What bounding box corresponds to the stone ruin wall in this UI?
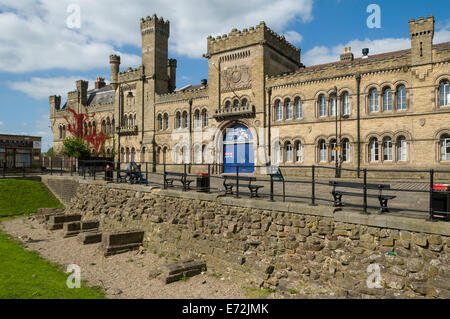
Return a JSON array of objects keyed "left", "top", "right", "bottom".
[{"left": 62, "top": 181, "right": 450, "bottom": 298}]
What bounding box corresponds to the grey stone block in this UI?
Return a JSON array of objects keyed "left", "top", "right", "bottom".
[
  {"left": 158, "top": 259, "right": 207, "bottom": 284},
  {"left": 100, "top": 230, "right": 144, "bottom": 256},
  {"left": 77, "top": 231, "right": 102, "bottom": 244},
  {"left": 47, "top": 214, "right": 82, "bottom": 230}
]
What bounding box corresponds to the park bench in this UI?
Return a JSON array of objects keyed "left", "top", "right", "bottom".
[
  {"left": 222, "top": 175, "right": 264, "bottom": 198},
  {"left": 164, "top": 171, "right": 193, "bottom": 190},
  {"left": 329, "top": 181, "right": 396, "bottom": 213}
]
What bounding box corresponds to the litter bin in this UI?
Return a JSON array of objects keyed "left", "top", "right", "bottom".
[
  {"left": 431, "top": 184, "right": 450, "bottom": 218},
  {"left": 196, "top": 172, "right": 210, "bottom": 193},
  {"left": 105, "top": 165, "right": 114, "bottom": 182}
]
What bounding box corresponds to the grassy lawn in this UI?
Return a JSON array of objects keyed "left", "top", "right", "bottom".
[
  {"left": 0, "top": 232, "right": 105, "bottom": 299},
  {"left": 0, "top": 179, "right": 105, "bottom": 299},
  {"left": 0, "top": 179, "right": 63, "bottom": 217}
]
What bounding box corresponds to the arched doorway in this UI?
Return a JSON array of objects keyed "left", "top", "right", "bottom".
[{"left": 223, "top": 124, "right": 254, "bottom": 173}]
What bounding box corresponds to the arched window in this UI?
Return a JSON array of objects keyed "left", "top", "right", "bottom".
[
  {"left": 275, "top": 99, "right": 282, "bottom": 121},
  {"left": 440, "top": 134, "right": 450, "bottom": 160},
  {"left": 329, "top": 94, "right": 337, "bottom": 116},
  {"left": 319, "top": 140, "right": 327, "bottom": 162},
  {"left": 88, "top": 122, "right": 92, "bottom": 135},
  {"left": 182, "top": 111, "right": 188, "bottom": 128},
  {"left": 295, "top": 141, "right": 303, "bottom": 162},
  {"left": 225, "top": 100, "right": 231, "bottom": 109},
  {"left": 106, "top": 118, "right": 111, "bottom": 134},
  {"left": 369, "top": 88, "right": 379, "bottom": 112},
  {"left": 342, "top": 139, "right": 350, "bottom": 162},
  {"left": 369, "top": 138, "right": 379, "bottom": 162},
  {"left": 121, "top": 148, "right": 125, "bottom": 162},
  {"left": 233, "top": 99, "right": 239, "bottom": 108},
  {"left": 241, "top": 98, "right": 248, "bottom": 107},
  {"left": 63, "top": 125, "right": 66, "bottom": 139},
  {"left": 162, "top": 147, "right": 167, "bottom": 164},
  {"left": 285, "top": 99, "right": 293, "bottom": 120},
  {"left": 131, "top": 147, "right": 136, "bottom": 163},
  {"left": 330, "top": 139, "right": 337, "bottom": 162},
  {"left": 194, "top": 110, "right": 201, "bottom": 128},
  {"left": 133, "top": 114, "right": 136, "bottom": 127},
  {"left": 383, "top": 137, "right": 392, "bottom": 161},
  {"left": 163, "top": 113, "right": 169, "bottom": 130},
  {"left": 111, "top": 119, "right": 115, "bottom": 135},
  {"left": 101, "top": 120, "right": 106, "bottom": 134},
  {"left": 396, "top": 85, "right": 407, "bottom": 110},
  {"left": 295, "top": 97, "right": 302, "bottom": 119},
  {"left": 175, "top": 112, "right": 181, "bottom": 128},
  {"left": 273, "top": 141, "right": 282, "bottom": 164},
  {"left": 157, "top": 114, "right": 163, "bottom": 131},
  {"left": 202, "top": 145, "right": 207, "bottom": 163},
  {"left": 439, "top": 80, "right": 450, "bottom": 107},
  {"left": 126, "top": 147, "right": 130, "bottom": 163},
  {"left": 123, "top": 115, "right": 128, "bottom": 128},
  {"left": 285, "top": 141, "right": 293, "bottom": 162},
  {"left": 59, "top": 125, "right": 63, "bottom": 139},
  {"left": 92, "top": 121, "right": 96, "bottom": 134},
  {"left": 194, "top": 145, "right": 201, "bottom": 163},
  {"left": 182, "top": 145, "right": 189, "bottom": 163},
  {"left": 319, "top": 94, "right": 326, "bottom": 117},
  {"left": 156, "top": 147, "right": 161, "bottom": 164},
  {"left": 341, "top": 92, "right": 350, "bottom": 116},
  {"left": 141, "top": 147, "right": 146, "bottom": 162},
  {"left": 397, "top": 136, "right": 407, "bottom": 161},
  {"left": 383, "top": 87, "right": 392, "bottom": 111},
  {"left": 202, "top": 109, "right": 208, "bottom": 127}
]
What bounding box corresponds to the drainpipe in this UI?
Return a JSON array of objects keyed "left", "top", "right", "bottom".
[
  {"left": 189, "top": 98, "right": 193, "bottom": 173},
  {"left": 356, "top": 74, "right": 361, "bottom": 178},
  {"left": 267, "top": 88, "right": 272, "bottom": 165}
]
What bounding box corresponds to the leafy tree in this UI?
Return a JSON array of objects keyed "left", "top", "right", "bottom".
[
  {"left": 43, "top": 147, "right": 56, "bottom": 157},
  {"left": 60, "top": 137, "right": 91, "bottom": 159}
]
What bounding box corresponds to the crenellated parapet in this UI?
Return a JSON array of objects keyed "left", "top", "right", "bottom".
[
  {"left": 140, "top": 14, "right": 170, "bottom": 37},
  {"left": 118, "top": 65, "right": 144, "bottom": 83},
  {"left": 156, "top": 87, "right": 209, "bottom": 104},
  {"left": 206, "top": 21, "right": 300, "bottom": 65}
]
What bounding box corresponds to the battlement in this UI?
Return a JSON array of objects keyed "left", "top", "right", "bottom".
[
  {"left": 118, "top": 65, "right": 144, "bottom": 83},
  {"left": 168, "top": 58, "right": 177, "bottom": 67},
  {"left": 140, "top": 14, "right": 170, "bottom": 37},
  {"left": 206, "top": 21, "right": 300, "bottom": 64},
  {"left": 409, "top": 15, "right": 434, "bottom": 36},
  {"left": 109, "top": 54, "right": 121, "bottom": 64}
]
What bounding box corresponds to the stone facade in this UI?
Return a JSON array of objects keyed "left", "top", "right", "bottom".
[
  {"left": 63, "top": 180, "right": 450, "bottom": 298},
  {"left": 50, "top": 14, "right": 450, "bottom": 173}
]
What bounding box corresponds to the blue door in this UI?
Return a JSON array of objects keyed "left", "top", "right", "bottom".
[{"left": 223, "top": 124, "right": 254, "bottom": 173}]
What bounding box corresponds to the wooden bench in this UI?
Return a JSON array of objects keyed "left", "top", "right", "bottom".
[
  {"left": 164, "top": 172, "right": 193, "bottom": 190},
  {"left": 329, "top": 181, "right": 396, "bottom": 213},
  {"left": 223, "top": 176, "right": 264, "bottom": 198}
]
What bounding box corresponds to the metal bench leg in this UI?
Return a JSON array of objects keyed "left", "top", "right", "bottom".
[{"left": 379, "top": 198, "right": 389, "bottom": 213}]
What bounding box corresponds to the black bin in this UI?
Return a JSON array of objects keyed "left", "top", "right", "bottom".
[
  {"left": 431, "top": 184, "right": 450, "bottom": 219},
  {"left": 196, "top": 173, "right": 210, "bottom": 192}
]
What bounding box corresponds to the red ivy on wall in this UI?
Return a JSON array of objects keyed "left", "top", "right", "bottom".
[{"left": 63, "top": 107, "right": 109, "bottom": 155}]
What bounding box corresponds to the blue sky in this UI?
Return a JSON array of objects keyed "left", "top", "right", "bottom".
[{"left": 0, "top": 0, "right": 449, "bottom": 152}]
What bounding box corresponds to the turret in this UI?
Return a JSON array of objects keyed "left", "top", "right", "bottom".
[
  {"left": 409, "top": 15, "right": 434, "bottom": 65},
  {"left": 49, "top": 95, "right": 61, "bottom": 117},
  {"left": 110, "top": 54, "right": 121, "bottom": 90},
  {"left": 76, "top": 80, "right": 88, "bottom": 106}
]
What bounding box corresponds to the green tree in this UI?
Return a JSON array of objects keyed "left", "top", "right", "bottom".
[
  {"left": 61, "top": 137, "right": 91, "bottom": 159},
  {"left": 43, "top": 147, "right": 56, "bottom": 157}
]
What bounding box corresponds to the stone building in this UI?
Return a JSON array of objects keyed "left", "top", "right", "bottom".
[
  {"left": 0, "top": 134, "right": 42, "bottom": 169},
  {"left": 50, "top": 14, "right": 450, "bottom": 174}
]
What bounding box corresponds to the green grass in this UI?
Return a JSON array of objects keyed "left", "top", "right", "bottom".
[
  {"left": 0, "top": 231, "right": 105, "bottom": 299},
  {"left": 0, "top": 179, "right": 64, "bottom": 217},
  {"left": 243, "top": 287, "right": 275, "bottom": 299}
]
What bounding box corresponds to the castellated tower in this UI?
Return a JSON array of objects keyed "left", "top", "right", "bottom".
[
  {"left": 409, "top": 15, "right": 434, "bottom": 65},
  {"left": 109, "top": 54, "right": 121, "bottom": 90},
  {"left": 140, "top": 14, "right": 170, "bottom": 94}
]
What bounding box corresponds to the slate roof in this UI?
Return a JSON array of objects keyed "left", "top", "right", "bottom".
[{"left": 86, "top": 84, "right": 115, "bottom": 106}]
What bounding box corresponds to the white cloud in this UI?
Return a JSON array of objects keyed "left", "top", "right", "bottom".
[
  {"left": 0, "top": 0, "right": 313, "bottom": 72},
  {"left": 8, "top": 76, "right": 95, "bottom": 100},
  {"left": 284, "top": 31, "right": 303, "bottom": 44},
  {"left": 302, "top": 26, "right": 450, "bottom": 66},
  {"left": 0, "top": 121, "right": 4, "bottom": 126}
]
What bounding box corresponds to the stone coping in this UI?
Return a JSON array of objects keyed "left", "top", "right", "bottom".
[{"left": 48, "top": 177, "right": 450, "bottom": 236}]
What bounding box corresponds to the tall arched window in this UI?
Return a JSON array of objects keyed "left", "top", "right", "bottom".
[
  {"left": 194, "top": 110, "right": 201, "bottom": 128},
  {"left": 59, "top": 125, "right": 63, "bottom": 139},
  {"left": 383, "top": 137, "right": 392, "bottom": 161},
  {"left": 295, "top": 141, "right": 303, "bottom": 162},
  {"left": 111, "top": 119, "right": 115, "bottom": 135},
  {"left": 439, "top": 80, "right": 450, "bottom": 106},
  {"left": 369, "top": 138, "right": 379, "bottom": 162},
  {"left": 182, "top": 145, "right": 189, "bottom": 163},
  {"left": 123, "top": 115, "right": 128, "bottom": 128},
  {"left": 92, "top": 121, "right": 96, "bottom": 134},
  {"left": 341, "top": 92, "right": 350, "bottom": 116},
  {"left": 163, "top": 113, "right": 169, "bottom": 130},
  {"left": 225, "top": 100, "right": 231, "bottom": 109},
  {"left": 330, "top": 94, "right": 337, "bottom": 116},
  {"left": 319, "top": 94, "right": 326, "bottom": 117},
  {"left": 275, "top": 100, "right": 282, "bottom": 121},
  {"left": 233, "top": 99, "right": 239, "bottom": 108},
  {"left": 106, "top": 117, "right": 111, "bottom": 134},
  {"left": 131, "top": 148, "right": 136, "bottom": 163},
  {"left": 342, "top": 139, "right": 350, "bottom": 162},
  {"left": 157, "top": 114, "right": 163, "bottom": 131},
  {"left": 175, "top": 112, "right": 181, "bottom": 128},
  {"left": 101, "top": 120, "right": 106, "bottom": 134},
  {"left": 369, "top": 88, "right": 379, "bottom": 112},
  {"left": 126, "top": 147, "right": 130, "bottom": 163},
  {"left": 133, "top": 114, "right": 136, "bottom": 127},
  {"left": 63, "top": 125, "right": 66, "bottom": 139},
  {"left": 440, "top": 134, "right": 450, "bottom": 160},
  {"left": 141, "top": 147, "right": 146, "bottom": 162},
  {"left": 285, "top": 99, "right": 293, "bottom": 120},
  {"left": 330, "top": 139, "right": 337, "bottom": 162},
  {"left": 285, "top": 141, "right": 293, "bottom": 162},
  {"left": 241, "top": 98, "right": 248, "bottom": 107},
  {"left": 383, "top": 87, "right": 392, "bottom": 111},
  {"left": 397, "top": 136, "right": 407, "bottom": 161},
  {"left": 396, "top": 85, "right": 407, "bottom": 110},
  {"left": 295, "top": 97, "right": 302, "bottom": 119},
  {"left": 182, "top": 111, "right": 188, "bottom": 128},
  {"left": 319, "top": 140, "right": 327, "bottom": 162},
  {"left": 273, "top": 141, "right": 282, "bottom": 164},
  {"left": 121, "top": 148, "right": 125, "bottom": 162},
  {"left": 202, "top": 109, "right": 208, "bottom": 127},
  {"left": 194, "top": 145, "right": 201, "bottom": 163}
]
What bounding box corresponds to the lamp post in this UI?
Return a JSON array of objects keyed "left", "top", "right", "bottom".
[{"left": 117, "top": 82, "right": 132, "bottom": 169}]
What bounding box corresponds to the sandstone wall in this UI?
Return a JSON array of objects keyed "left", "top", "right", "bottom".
[{"left": 65, "top": 181, "right": 450, "bottom": 298}]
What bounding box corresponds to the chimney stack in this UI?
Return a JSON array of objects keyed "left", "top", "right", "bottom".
[
  {"left": 95, "top": 76, "right": 106, "bottom": 90},
  {"left": 340, "top": 46, "right": 354, "bottom": 62}
]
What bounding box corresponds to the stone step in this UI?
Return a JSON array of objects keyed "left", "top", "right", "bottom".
[
  {"left": 63, "top": 220, "right": 100, "bottom": 238},
  {"left": 77, "top": 231, "right": 103, "bottom": 244},
  {"left": 36, "top": 208, "right": 65, "bottom": 222},
  {"left": 158, "top": 259, "right": 207, "bottom": 284},
  {"left": 100, "top": 230, "right": 144, "bottom": 256},
  {"left": 46, "top": 214, "right": 82, "bottom": 230}
]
